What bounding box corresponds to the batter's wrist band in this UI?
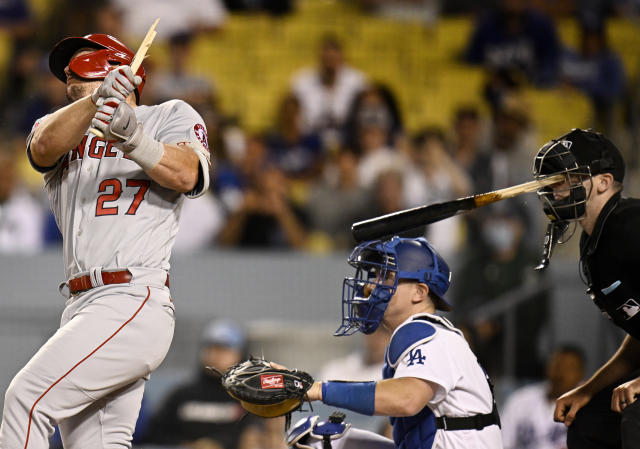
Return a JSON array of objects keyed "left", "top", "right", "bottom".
[
  {"left": 125, "top": 131, "right": 164, "bottom": 171},
  {"left": 322, "top": 381, "right": 376, "bottom": 416}
]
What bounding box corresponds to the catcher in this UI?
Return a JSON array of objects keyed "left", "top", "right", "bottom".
[{"left": 221, "top": 236, "right": 503, "bottom": 449}]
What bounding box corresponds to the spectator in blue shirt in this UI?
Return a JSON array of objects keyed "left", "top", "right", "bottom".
[
  {"left": 560, "top": 19, "right": 626, "bottom": 134},
  {"left": 464, "top": 0, "right": 561, "bottom": 88}
]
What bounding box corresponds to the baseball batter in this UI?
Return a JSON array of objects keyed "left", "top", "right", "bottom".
[
  {"left": 305, "top": 236, "right": 503, "bottom": 449},
  {"left": 0, "top": 34, "right": 210, "bottom": 449}
]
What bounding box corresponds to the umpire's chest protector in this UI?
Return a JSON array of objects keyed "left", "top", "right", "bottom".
[{"left": 580, "top": 195, "right": 640, "bottom": 339}]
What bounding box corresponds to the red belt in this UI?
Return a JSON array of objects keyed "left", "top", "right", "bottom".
[{"left": 69, "top": 270, "right": 169, "bottom": 295}]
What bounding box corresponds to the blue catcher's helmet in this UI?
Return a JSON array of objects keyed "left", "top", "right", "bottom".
[{"left": 335, "top": 236, "right": 452, "bottom": 336}]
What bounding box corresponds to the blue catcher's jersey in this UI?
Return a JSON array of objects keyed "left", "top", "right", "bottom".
[{"left": 383, "top": 314, "right": 503, "bottom": 449}]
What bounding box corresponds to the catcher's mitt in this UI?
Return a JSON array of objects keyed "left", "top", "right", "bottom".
[{"left": 216, "top": 357, "right": 314, "bottom": 418}]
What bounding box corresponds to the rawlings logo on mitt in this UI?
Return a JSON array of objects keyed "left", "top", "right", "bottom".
[{"left": 214, "top": 357, "right": 314, "bottom": 418}]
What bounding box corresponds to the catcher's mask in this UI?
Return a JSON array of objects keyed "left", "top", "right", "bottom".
[
  {"left": 49, "top": 33, "right": 146, "bottom": 104},
  {"left": 335, "top": 236, "right": 451, "bottom": 336},
  {"left": 533, "top": 128, "right": 624, "bottom": 223}
]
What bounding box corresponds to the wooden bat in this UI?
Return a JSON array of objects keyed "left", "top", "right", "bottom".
[
  {"left": 89, "top": 18, "right": 160, "bottom": 138},
  {"left": 351, "top": 173, "right": 566, "bottom": 243}
]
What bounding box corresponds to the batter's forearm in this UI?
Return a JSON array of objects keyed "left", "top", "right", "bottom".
[
  {"left": 30, "top": 95, "right": 97, "bottom": 167},
  {"left": 145, "top": 143, "right": 200, "bottom": 192}
]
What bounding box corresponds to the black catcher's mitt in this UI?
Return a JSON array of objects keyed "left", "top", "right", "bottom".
[{"left": 216, "top": 357, "right": 314, "bottom": 418}]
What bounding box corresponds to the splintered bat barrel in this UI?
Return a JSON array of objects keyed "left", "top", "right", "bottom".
[
  {"left": 351, "top": 197, "right": 476, "bottom": 243},
  {"left": 351, "top": 174, "right": 565, "bottom": 243}
]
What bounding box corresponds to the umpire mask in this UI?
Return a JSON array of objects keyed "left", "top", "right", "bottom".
[{"left": 533, "top": 131, "right": 591, "bottom": 222}]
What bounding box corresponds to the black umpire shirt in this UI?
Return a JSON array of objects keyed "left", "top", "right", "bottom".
[{"left": 580, "top": 192, "right": 640, "bottom": 339}]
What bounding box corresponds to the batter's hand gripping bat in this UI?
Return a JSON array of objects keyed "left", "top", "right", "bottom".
[
  {"left": 351, "top": 173, "right": 566, "bottom": 243},
  {"left": 89, "top": 18, "right": 159, "bottom": 138}
]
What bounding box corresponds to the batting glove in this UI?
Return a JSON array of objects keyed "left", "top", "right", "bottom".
[
  {"left": 91, "top": 97, "right": 121, "bottom": 141},
  {"left": 104, "top": 102, "right": 164, "bottom": 170},
  {"left": 90, "top": 65, "right": 142, "bottom": 106}
]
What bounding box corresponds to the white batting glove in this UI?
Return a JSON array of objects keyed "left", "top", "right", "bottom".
[
  {"left": 106, "top": 102, "right": 164, "bottom": 170},
  {"left": 90, "top": 65, "right": 142, "bottom": 105},
  {"left": 91, "top": 97, "right": 121, "bottom": 141}
]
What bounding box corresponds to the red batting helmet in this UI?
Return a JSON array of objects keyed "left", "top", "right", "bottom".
[{"left": 49, "top": 34, "right": 146, "bottom": 104}]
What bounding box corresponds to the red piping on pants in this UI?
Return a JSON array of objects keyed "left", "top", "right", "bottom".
[{"left": 23, "top": 287, "right": 151, "bottom": 449}]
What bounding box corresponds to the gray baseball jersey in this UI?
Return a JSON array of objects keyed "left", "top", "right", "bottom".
[
  {"left": 0, "top": 99, "right": 210, "bottom": 449},
  {"left": 29, "top": 99, "right": 210, "bottom": 279}
]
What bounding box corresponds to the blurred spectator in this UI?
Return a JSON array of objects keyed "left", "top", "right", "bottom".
[
  {"left": 449, "top": 105, "right": 493, "bottom": 193},
  {"left": 355, "top": 105, "right": 408, "bottom": 190},
  {"left": 213, "top": 128, "right": 261, "bottom": 213},
  {"left": 624, "top": 62, "right": 640, "bottom": 169},
  {"left": 559, "top": 19, "right": 625, "bottom": 135},
  {"left": 404, "top": 127, "right": 471, "bottom": 259},
  {"left": 405, "top": 127, "right": 471, "bottom": 207},
  {"left": 217, "top": 160, "right": 310, "bottom": 249},
  {"left": 317, "top": 328, "right": 389, "bottom": 382},
  {"left": 613, "top": 0, "right": 640, "bottom": 18},
  {"left": 452, "top": 203, "right": 546, "bottom": 380},
  {"left": 93, "top": 0, "right": 125, "bottom": 36},
  {"left": 14, "top": 69, "right": 67, "bottom": 136},
  {"left": 148, "top": 32, "right": 218, "bottom": 107},
  {"left": 305, "top": 149, "right": 370, "bottom": 250},
  {"left": 354, "top": 0, "right": 440, "bottom": 25},
  {"left": 0, "top": 143, "right": 45, "bottom": 254},
  {"left": 368, "top": 169, "right": 420, "bottom": 239},
  {"left": 463, "top": 0, "right": 561, "bottom": 88},
  {"left": 147, "top": 31, "right": 222, "bottom": 143},
  {"left": 483, "top": 94, "right": 542, "bottom": 250},
  {"left": 265, "top": 94, "right": 324, "bottom": 182},
  {"left": 0, "top": 39, "right": 43, "bottom": 131},
  {"left": 142, "top": 319, "right": 253, "bottom": 449},
  {"left": 112, "top": 0, "right": 227, "bottom": 39},
  {"left": 37, "top": 0, "right": 120, "bottom": 49},
  {"left": 0, "top": 0, "right": 32, "bottom": 36},
  {"left": 501, "top": 344, "right": 586, "bottom": 449},
  {"left": 487, "top": 94, "right": 536, "bottom": 190},
  {"left": 372, "top": 170, "right": 405, "bottom": 218},
  {"left": 174, "top": 191, "right": 226, "bottom": 253},
  {"left": 291, "top": 34, "right": 367, "bottom": 150},
  {"left": 342, "top": 82, "right": 404, "bottom": 155},
  {"left": 222, "top": 0, "right": 294, "bottom": 15},
  {"left": 453, "top": 102, "right": 545, "bottom": 374}
]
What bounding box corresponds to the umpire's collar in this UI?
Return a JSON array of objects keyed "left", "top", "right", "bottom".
[{"left": 580, "top": 191, "right": 621, "bottom": 257}]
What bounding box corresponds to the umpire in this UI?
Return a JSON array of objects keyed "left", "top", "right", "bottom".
[{"left": 533, "top": 128, "right": 640, "bottom": 448}]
